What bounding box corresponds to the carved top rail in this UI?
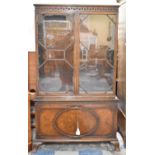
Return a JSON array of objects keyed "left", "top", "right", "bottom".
[{"left": 35, "top": 5, "right": 119, "bottom": 15}]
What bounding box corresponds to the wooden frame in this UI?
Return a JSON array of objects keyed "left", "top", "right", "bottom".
[{"left": 34, "top": 5, "right": 119, "bottom": 99}]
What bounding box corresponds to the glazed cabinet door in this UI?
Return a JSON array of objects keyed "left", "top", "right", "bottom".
[
  {"left": 79, "top": 14, "right": 117, "bottom": 94},
  {"left": 36, "top": 8, "right": 118, "bottom": 96},
  {"left": 37, "top": 14, "right": 75, "bottom": 95}
]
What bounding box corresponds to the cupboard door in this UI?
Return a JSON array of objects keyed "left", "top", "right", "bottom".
[
  {"left": 37, "top": 14, "right": 75, "bottom": 94},
  {"left": 79, "top": 14, "right": 117, "bottom": 94},
  {"left": 35, "top": 102, "right": 117, "bottom": 141}
]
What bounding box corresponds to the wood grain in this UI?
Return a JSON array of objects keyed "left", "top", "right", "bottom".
[
  {"left": 28, "top": 52, "right": 37, "bottom": 91},
  {"left": 35, "top": 101, "right": 117, "bottom": 141}
]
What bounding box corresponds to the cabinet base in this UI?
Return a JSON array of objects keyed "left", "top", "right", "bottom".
[{"left": 31, "top": 140, "right": 120, "bottom": 152}]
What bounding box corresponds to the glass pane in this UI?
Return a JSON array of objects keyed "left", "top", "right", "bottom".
[
  {"left": 38, "top": 15, "right": 74, "bottom": 94},
  {"left": 79, "top": 15, "right": 116, "bottom": 93}
]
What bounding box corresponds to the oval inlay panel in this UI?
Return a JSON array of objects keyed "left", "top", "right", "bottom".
[{"left": 53, "top": 107, "right": 99, "bottom": 138}]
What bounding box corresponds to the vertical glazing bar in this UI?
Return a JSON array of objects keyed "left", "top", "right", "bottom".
[
  {"left": 35, "top": 7, "right": 39, "bottom": 94},
  {"left": 43, "top": 18, "right": 46, "bottom": 47},
  {"left": 73, "top": 14, "right": 80, "bottom": 95}
]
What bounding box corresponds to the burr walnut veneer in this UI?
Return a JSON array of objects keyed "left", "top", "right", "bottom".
[{"left": 35, "top": 101, "right": 117, "bottom": 141}]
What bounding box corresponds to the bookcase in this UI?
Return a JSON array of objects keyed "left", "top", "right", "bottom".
[{"left": 29, "top": 4, "right": 120, "bottom": 151}]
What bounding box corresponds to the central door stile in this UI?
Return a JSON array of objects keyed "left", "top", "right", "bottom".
[{"left": 73, "top": 14, "right": 80, "bottom": 95}]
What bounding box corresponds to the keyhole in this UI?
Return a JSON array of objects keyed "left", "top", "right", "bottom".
[
  {"left": 75, "top": 110, "right": 80, "bottom": 136},
  {"left": 76, "top": 121, "right": 80, "bottom": 136}
]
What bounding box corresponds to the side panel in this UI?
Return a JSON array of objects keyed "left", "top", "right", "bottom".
[
  {"left": 28, "top": 52, "right": 37, "bottom": 91},
  {"left": 28, "top": 94, "right": 32, "bottom": 151}
]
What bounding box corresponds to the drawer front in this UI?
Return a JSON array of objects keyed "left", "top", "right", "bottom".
[{"left": 35, "top": 102, "right": 117, "bottom": 141}]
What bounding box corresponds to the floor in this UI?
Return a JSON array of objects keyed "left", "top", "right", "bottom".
[{"left": 29, "top": 143, "right": 126, "bottom": 155}]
